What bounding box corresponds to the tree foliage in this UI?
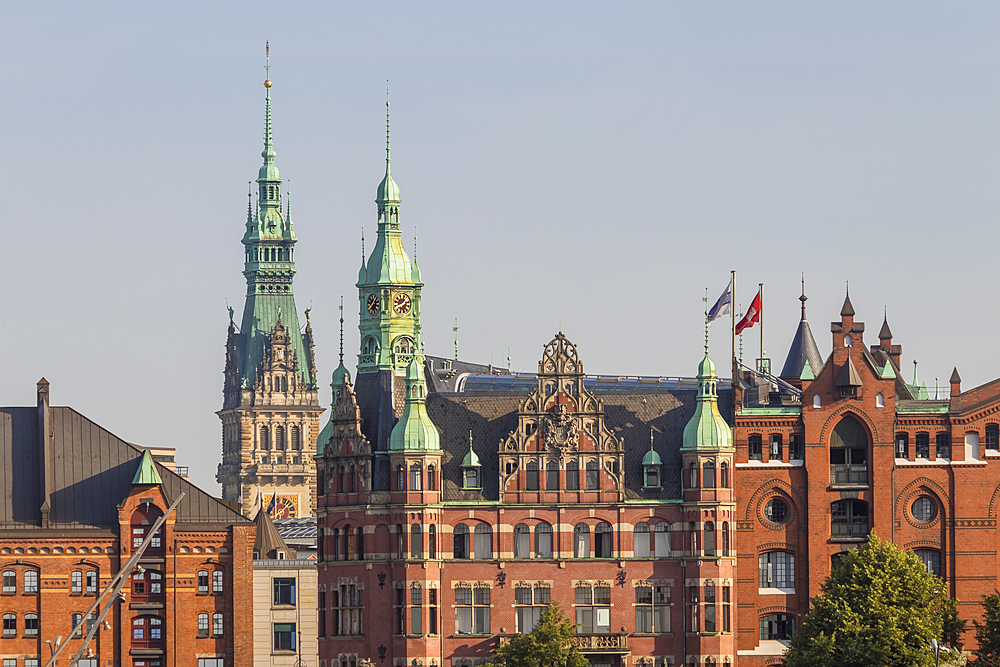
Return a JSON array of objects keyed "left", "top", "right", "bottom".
[
  {"left": 784, "top": 532, "right": 961, "bottom": 667},
  {"left": 488, "top": 602, "right": 588, "bottom": 667},
  {"left": 972, "top": 591, "right": 1000, "bottom": 666}
]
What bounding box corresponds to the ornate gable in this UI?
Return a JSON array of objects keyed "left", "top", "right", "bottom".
[
  {"left": 319, "top": 375, "right": 373, "bottom": 498},
  {"left": 499, "top": 333, "right": 624, "bottom": 496}
]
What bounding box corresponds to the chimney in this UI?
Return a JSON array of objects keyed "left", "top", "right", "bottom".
[
  {"left": 36, "top": 378, "right": 52, "bottom": 528},
  {"left": 949, "top": 368, "right": 962, "bottom": 410}
]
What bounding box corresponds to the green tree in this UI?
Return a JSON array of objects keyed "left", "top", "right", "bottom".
[
  {"left": 488, "top": 602, "right": 588, "bottom": 667},
  {"left": 971, "top": 592, "right": 1000, "bottom": 666},
  {"left": 784, "top": 532, "right": 960, "bottom": 667},
  {"left": 944, "top": 596, "right": 968, "bottom": 651}
]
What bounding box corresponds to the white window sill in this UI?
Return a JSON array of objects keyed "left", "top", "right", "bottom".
[
  {"left": 738, "top": 639, "right": 791, "bottom": 656},
  {"left": 757, "top": 587, "right": 795, "bottom": 595},
  {"left": 736, "top": 460, "right": 803, "bottom": 468}
]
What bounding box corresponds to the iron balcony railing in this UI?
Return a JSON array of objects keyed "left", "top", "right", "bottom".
[{"left": 830, "top": 464, "right": 867, "bottom": 485}]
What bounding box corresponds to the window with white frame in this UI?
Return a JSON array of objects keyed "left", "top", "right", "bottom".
[{"left": 759, "top": 551, "right": 794, "bottom": 589}]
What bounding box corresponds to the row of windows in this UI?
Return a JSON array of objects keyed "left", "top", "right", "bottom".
[
  {"left": 748, "top": 434, "right": 804, "bottom": 462},
  {"left": 196, "top": 613, "right": 225, "bottom": 637},
  {"left": 896, "top": 432, "right": 953, "bottom": 459},
  {"left": 259, "top": 425, "right": 302, "bottom": 451},
  {"left": 685, "top": 461, "right": 732, "bottom": 488},
  {"left": 325, "top": 520, "right": 732, "bottom": 560},
  {"left": 464, "top": 460, "right": 603, "bottom": 491},
  {"left": 250, "top": 245, "right": 290, "bottom": 262}
]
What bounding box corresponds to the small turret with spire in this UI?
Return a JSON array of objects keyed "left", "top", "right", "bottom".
[{"left": 780, "top": 275, "right": 824, "bottom": 380}]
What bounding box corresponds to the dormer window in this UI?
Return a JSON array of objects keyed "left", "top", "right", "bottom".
[
  {"left": 644, "top": 464, "right": 660, "bottom": 489},
  {"left": 463, "top": 467, "right": 480, "bottom": 490}
]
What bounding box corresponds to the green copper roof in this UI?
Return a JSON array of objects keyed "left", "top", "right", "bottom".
[
  {"left": 682, "top": 336, "right": 734, "bottom": 451},
  {"left": 642, "top": 430, "right": 662, "bottom": 466},
  {"left": 880, "top": 360, "right": 896, "bottom": 380},
  {"left": 132, "top": 449, "right": 162, "bottom": 486},
  {"left": 800, "top": 359, "right": 815, "bottom": 381},
  {"left": 389, "top": 356, "right": 440, "bottom": 451},
  {"left": 462, "top": 431, "right": 481, "bottom": 468}
]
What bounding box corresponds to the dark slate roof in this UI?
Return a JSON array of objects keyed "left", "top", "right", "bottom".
[
  {"left": 879, "top": 316, "right": 893, "bottom": 341},
  {"left": 779, "top": 318, "right": 824, "bottom": 379},
  {"left": 425, "top": 388, "right": 732, "bottom": 502},
  {"left": 841, "top": 293, "right": 856, "bottom": 317},
  {"left": 0, "top": 406, "right": 250, "bottom": 530},
  {"left": 253, "top": 508, "right": 295, "bottom": 559},
  {"left": 835, "top": 357, "right": 863, "bottom": 387}
]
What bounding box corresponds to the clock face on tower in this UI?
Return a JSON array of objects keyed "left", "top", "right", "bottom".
[
  {"left": 367, "top": 293, "right": 380, "bottom": 316},
  {"left": 271, "top": 495, "right": 298, "bottom": 520},
  {"left": 393, "top": 292, "right": 412, "bottom": 315}
]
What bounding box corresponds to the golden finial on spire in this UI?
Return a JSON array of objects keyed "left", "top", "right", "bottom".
[{"left": 264, "top": 41, "right": 272, "bottom": 89}]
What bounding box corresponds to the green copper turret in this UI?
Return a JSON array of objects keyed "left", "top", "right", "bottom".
[
  {"left": 682, "top": 323, "right": 734, "bottom": 451},
  {"left": 356, "top": 93, "right": 423, "bottom": 374},
  {"left": 389, "top": 352, "right": 440, "bottom": 451}
]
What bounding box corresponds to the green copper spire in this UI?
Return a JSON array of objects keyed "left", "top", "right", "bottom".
[
  {"left": 389, "top": 352, "right": 440, "bottom": 451},
  {"left": 132, "top": 449, "right": 163, "bottom": 486},
  {"left": 682, "top": 303, "right": 734, "bottom": 451},
  {"left": 357, "top": 87, "right": 423, "bottom": 374},
  {"left": 462, "top": 431, "right": 481, "bottom": 468},
  {"left": 233, "top": 47, "right": 314, "bottom": 388}
]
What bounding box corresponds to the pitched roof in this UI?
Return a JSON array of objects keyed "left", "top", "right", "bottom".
[
  {"left": 841, "top": 294, "right": 856, "bottom": 317},
  {"left": 132, "top": 449, "right": 163, "bottom": 485},
  {"left": 835, "top": 357, "right": 863, "bottom": 387},
  {"left": 253, "top": 508, "right": 295, "bottom": 559},
  {"left": 879, "top": 315, "right": 893, "bottom": 341},
  {"left": 0, "top": 405, "right": 250, "bottom": 530},
  {"left": 950, "top": 367, "right": 962, "bottom": 384},
  {"left": 780, "top": 319, "right": 824, "bottom": 379}
]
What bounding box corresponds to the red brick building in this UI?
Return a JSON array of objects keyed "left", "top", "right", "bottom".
[
  {"left": 0, "top": 380, "right": 254, "bottom": 667},
  {"left": 733, "top": 291, "right": 1000, "bottom": 663}
]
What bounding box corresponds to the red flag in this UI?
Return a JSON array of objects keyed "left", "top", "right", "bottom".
[{"left": 736, "top": 289, "right": 761, "bottom": 335}]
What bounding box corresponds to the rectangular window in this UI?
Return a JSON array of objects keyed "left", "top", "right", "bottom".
[
  {"left": 937, "top": 433, "right": 951, "bottom": 459},
  {"left": 273, "top": 578, "right": 296, "bottom": 606},
  {"left": 769, "top": 435, "right": 783, "bottom": 461},
  {"left": 586, "top": 463, "right": 599, "bottom": 490},
  {"left": 213, "top": 571, "right": 224, "bottom": 594},
  {"left": 988, "top": 424, "right": 1000, "bottom": 452},
  {"left": 71, "top": 570, "right": 83, "bottom": 595},
  {"left": 3, "top": 660, "right": 15, "bottom": 667},
  {"left": 790, "top": 434, "right": 804, "bottom": 460},
  {"left": 455, "top": 588, "right": 490, "bottom": 634},
  {"left": 198, "top": 660, "right": 225, "bottom": 667},
  {"left": 411, "top": 607, "right": 422, "bottom": 635},
  {"left": 429, "top": 588, "right": 438, "bottom": 635},
  {"left": 197, "top": 571, "right": 209, "bottom": 594},
  {"left": 634, "top": 586, "right": 670, "bottom": 633},
  {"left": 25, "top": 660, "right": 39, "bottom": 667},
  {"left": 546, "top": 464, "right": 558, "bottom": 490},
  {"left": 198, "top": 613, "right": 209, "bottom": 637},
  {"left": 749, "top": 434, "right": 762, "bottom": 461},
  {"left": 1, "top": 615, "right": 14, "bottom": 637},
  {"left": 25, "top": 613, "right": 38, "bottom": 636},
  {"left": 273, "top": 623, "right": 296, "bottom": 651},
  {"left": 566, "top": 464, "right": 579, "bottom": 490},
  {"left": 705, "top": 605, "right": 716, "bottom": 632},
  {"left": 86, "top": 570, "right": 98, "bottom": 594},
  {"left": 916, "top": 433, "right": 930, "bottom": 459},
  {"left": 410, "top": 467, "right": 422, "bottom": 491},
  {"left": 896, "top": 433, "right": 909, "bottom": 458},
  {"left": 213, "top": 613, "right": 224, "bottom": 636},
  {"left": 526, "top": 464, "right": 539, "bottom": 491},
  {"left": 576, "top": 606, "right": 611, "bottom": 634},
  {"left": 2, "top": 571, "right": 14, "bottom": 595}
]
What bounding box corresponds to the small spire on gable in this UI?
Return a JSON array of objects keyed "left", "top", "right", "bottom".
[
  {"left": 132, "top": 449, "right": 163, "bottom": 486},
  {"left": 879, "top": 307, "right": 893, "bottom": 341},
  {"left": 841, "top": 283, "right": 855, "bottom": 318}
]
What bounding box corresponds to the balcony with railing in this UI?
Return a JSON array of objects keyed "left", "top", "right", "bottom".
[
  {"left": 499, "top": 632, "right": 628, "bottom": 653},
  {"left": 830, "top": 464, "right": 868, "bottom": 485}
]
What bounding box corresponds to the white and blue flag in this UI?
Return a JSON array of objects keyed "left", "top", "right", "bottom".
[{"left": 707, "top": 279, "right": 733, "bottom": 325}]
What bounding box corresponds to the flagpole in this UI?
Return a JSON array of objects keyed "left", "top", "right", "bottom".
[
  {"left": 731, "top": 270, "right": 736, "bottom": 377},
  {"left": 759, "top": 282, "right": 764, "bottom": 374}
]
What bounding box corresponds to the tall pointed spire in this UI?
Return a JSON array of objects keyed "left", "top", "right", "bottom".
[
  {"left": 376, "top": 83, "right": 401, "bottom": 206},
  {"left": 799, "top": 273, "right": 807, "bottom": 321},
  {"left": 780, "top": 276, "right": 823, "bottom": 378},
  {"left": 259, "top": 42, "right": 278, "bottom": 183}
]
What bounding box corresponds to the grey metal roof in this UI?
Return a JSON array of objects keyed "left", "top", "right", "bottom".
[
  {"left": 275, "top": 517, "right": 317, "bottom": 540},
  {"left": 0, "top": 404, "right": 250, "bottom": 530},
  {"left": 779, "top": 319, "right": 824, "bottom": 379}
]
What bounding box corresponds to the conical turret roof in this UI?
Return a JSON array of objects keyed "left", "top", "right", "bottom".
[
  {"left": 253, "top": 505, "right": 295, "bottom": 560},
  {"left": 780, "top": 285, "right": 823, "bottom": 378}
]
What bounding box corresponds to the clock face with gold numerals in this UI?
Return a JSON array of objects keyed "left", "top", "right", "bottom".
[
  {"left": 367, "top": 293, "right": 380, "bottom": 316},
  {"left": 271, "top": 495, "right": 298, "bottom": 520},
  {"left": 393, "top": 292, "right": 411, "bottom": 315}
]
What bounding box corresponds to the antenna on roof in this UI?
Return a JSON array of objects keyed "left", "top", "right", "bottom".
[{"left": 453, "top": 318, "right": 459, "bottom": 361}]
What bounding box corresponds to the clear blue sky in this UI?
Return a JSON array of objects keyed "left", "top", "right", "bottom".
[{"left": 3, "top": 3, "right": 999, "bottom": 492}]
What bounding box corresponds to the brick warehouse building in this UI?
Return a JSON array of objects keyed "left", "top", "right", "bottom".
[{"left": 0, "top": 379, "right": 254, "bottom": 667}]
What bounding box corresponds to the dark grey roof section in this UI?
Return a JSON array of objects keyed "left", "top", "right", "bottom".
[
  {"left": 780, "top": 320, "right": 823, "bottom": 379},
  {"left": 355, "top": 370, "right": 397, "bottom": 452},
  {"left": 950, "top": 367, "right": 962, "bottom": 385},
  {"left": 253, "top": 508, "right": 295, "bottom": 559},
  {"left": 424, "top": 356, "right": 512, "bottom": 394},
  {"left": 879, "top": 316, "right": 893, "bottom": 341},
  {"left": 841, "top": 293, "right": 855, "bottom": 317},
  {"left": 426, "top": 388, "right": 732, "bottom": 503},
  {"left": 835, "top": 357, "right": 863, "bottom": 387},
  {"left": 0, "top": 405, "right": 249, "bottom": 530}
]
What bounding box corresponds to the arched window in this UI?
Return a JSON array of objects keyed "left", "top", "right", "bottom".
[
  {"left": 428, "top": 525, "right": 436, "bottom": 559},
  {"left": 343, "top": 525, "right": 352, "bottom": 560},
  {"left": 291, "top": 425, "right": 301, "bottom": 450},
  {"left": 410, "top": 464, "right": 422, "bottom": 491},
  {"left": 722, "top": 522, "right": 730, "bottom": 557},
  {"left": 526, "top": 461, "right": 539, "bottom": 491},
  {"left": 213, "top": 613, "right": 224, "bottom": 637},
  {"left": 514, "top": 524, "right": 530, "bottom": 558},
  {"left": 260, "top": 425, "right": 270, "bottom": 450},
  {"left": 566, "top": 461, "right": 580, "bottom": 490},
  {"left": 411, "top": 525, "right": 422, "bottom": 558},
  {"left": 454, "top": 524, "right": 470, "bottom": 559},
  {"left": 720, "top": 461, "right": 729, "bottom": 487},
  {"left": 813, "top": 394, "right": 821, "bottom": 409},
  {"left": 759, "top": 613, "right": 794, "bottom": 640},
  {"left": 546, "top": 462, "right": 559, "bottom": 490},
  {"left": 914, "top": 549, "right": 941, "bottom": 577},
  {"left": 574, "top": 523, "right": 590, "bottom": 558},
  {"left": 198, "top": 613, "right": 209, "bottom": 637},
  {"left": 769, "top": 435, "right": 783, "bottom": 460},
  {"left": 275, "top": 425, "right": 286, "bottom": 451},
  {"left": 703, "top": 461, "right": 716, "bottom": 488},
  {"left": 757, "top": 551, "right": 795, "bottom": 589},
  {"left": 595, "top": 522, "right": 612, "bottom": 558},
  {"left": 393, "top": 336, "right": 415, "bottom": 355},
  {"left": 396, "top": 524, "right": 406, "bottom": 559},
  {"left": 132, "top": 615, "right": 164, "bottom": 648},
  {"left": 131, "top": 504, "right": 164, "bottom": 556},
  {"left": 362, "top": 337, "right": 379, "bottom": 356},
  {"left": 535, "top": 522, "right": 553, "bottom": 558},
  {"left": 830, "top": 416, "right": 868, "bottom": 485},
  {"left": 346, "top": 466, "right": 355, "bottom": 493},
  {"left": 132, "top": 569, "right": 164, "bottom": 602},
  {"left": 356, "top": 526, "right": 365, "bottom": 560},
  {"left": 634, "top": 522, "right": 651, "bottom": 558},
  {"left": 474, "top": 524, "right": 493, "bottom": 559},
  {"left": 704, "top": 522, "right": 716, "bottom": 556},
  {"left": 23, "top": 570, "right": 37, "bottom": 594},
  {"left": 396, "top": 465, "right": 405, "bottom": 491},
  {"left": 689, "top": 462, "right": 698, "bottom": 488},
  {"left": 831, "top": 500, "right": 869, "bottom": 538},
  {"left": 586, "top": 461, "right": 599, "bottom": 490},
  {"left": 1, "top": 614, "right": 14, "bottom": 637},
  {"left": 24, "top": 612, "right": 37, "bottom": 636}
]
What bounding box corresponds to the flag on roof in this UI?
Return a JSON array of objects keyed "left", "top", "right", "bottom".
[
  {"left": 736, "top": 289, "right": 762, "bottom": 335},
  {"left": 707, "top": 279, "right": 733, "bottom": 325}
]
